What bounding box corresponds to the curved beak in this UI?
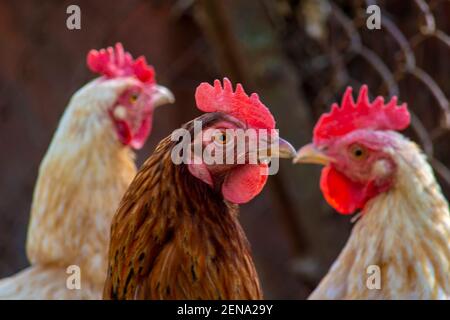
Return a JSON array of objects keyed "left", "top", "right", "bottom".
[
  {"left": 151, "top": 85, "right": 175, "bottom": 108},
  {"left": 258, "top": 136, "right": 297, "bottom": 159},
  {"left": 273, "top": 137, "right": 297, "bottom": 159},
  {"left": 293, "top": 143, "right": 333, "bottom": 165}
]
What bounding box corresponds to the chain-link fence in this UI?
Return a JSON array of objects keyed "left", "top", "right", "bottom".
[{"left": 274, "top": 0, "right": 450, "bottom": 195}]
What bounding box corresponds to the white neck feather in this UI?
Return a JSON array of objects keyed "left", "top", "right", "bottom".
[
  {"left": 26, "top": 83, "right": 137, "bottom": 286},
  {"left": 310, "top": 137, "right": 450, "bottom": 299}
]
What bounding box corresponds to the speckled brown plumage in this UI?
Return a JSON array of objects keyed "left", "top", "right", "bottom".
[{"left": 103, "top": 118, "right": 263, "bottom": 300}]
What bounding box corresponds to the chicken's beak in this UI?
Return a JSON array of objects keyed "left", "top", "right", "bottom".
[
  {"left": 259, "top": 136, "right": 297, "bottom": 159},
  {"left": 151, "top": 85, "right": 175, "bottom": 108},
  {"left": 293, "top": 143, "right": 333, "bottom": 165}
]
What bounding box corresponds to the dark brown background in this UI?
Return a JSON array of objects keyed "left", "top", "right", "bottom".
[{"left": 0, "top": 0, "right": 449, "bottom": 299}]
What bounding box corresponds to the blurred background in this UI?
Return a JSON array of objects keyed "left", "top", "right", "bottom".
[{"left": 0, "top": 0, "right": 449, "bottom": 299}]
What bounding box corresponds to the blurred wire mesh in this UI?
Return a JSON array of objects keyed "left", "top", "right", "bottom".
[
  {"left": 191, "top": 0, "right": 450, "bottom": 296},
  {"left": 273, "top": 0, "right": 450, "bottom": 193},
  {"left": 192, "top": 0, "right": 450, "bottom": 297}
]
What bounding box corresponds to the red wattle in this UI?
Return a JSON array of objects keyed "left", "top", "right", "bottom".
[
  {"left": 115, "top": 120, "right": 132, "bottom": 146},
  {"left": 221, "top": 164, "right": 268, "bottom": 204},
  {"left": 320, "top": 166, "right": 367, "bottom": 215},
  {"left": 187, "top": 162, "right": 214, "bottom": 187},
  {"left": 114, "top": 117, "right": 153, "bottom": 150},
  {"left": 130, "top": 117, "right": 152, "bottom": 150}
]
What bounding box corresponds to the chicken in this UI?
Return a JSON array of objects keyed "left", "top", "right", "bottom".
[
  {"left": 103, "top": 78, "right": 296, "bottom": 300},
  {"left": 294, "top": 85, "right": 450, "bottom": 299},
  {"left": 0, "top": 43, "right": 174, "bottom": 299}
]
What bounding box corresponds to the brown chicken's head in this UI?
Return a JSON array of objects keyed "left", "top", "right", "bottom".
[
  {"left": 294, "top": 85, "right": 411, "bottom": 214},
  {"left": 175, "top": 78, "right": 296, "bottom": 204},
  {"left": 87, "top": 43, "right": 174, "bottom": 149}
]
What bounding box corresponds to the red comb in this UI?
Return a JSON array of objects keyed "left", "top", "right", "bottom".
[
  {"left": 313, "top": 85, "right": 410, "bottom": 145},
  {"left": 87, "top": 43, "right": 155, "bottom": 84},
  {"left": 195, "top": 78, "right": 275, "bottom": 129}
]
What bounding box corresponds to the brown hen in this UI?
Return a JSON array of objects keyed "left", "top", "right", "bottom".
[{"left": 103, "top": 79, "right": 296, "bottom": 299}]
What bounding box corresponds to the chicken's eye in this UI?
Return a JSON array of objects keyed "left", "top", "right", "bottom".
[
  {"left": 349, "top": 144, "right": 368, "bottom": 160},
  {"left": 129, "top": 93, "right": 139, "bottom": 104},
  {"left": 214, "top": 132, "right": 229, "bottom": 145}
]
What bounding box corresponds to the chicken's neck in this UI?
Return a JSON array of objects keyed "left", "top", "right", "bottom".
[
  {"left": 143, "top": 137, "right": 249, "bottom": 253},
  {"left": 26, "top": 100, "right": 137, "bottom": 286},
  {"left": 311, "top": 139, "right": 450, "bottom": 299},
  {"left": 107, "top": 136, "right": 262, "bottom": 299}
]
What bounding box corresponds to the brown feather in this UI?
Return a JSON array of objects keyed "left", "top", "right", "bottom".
[{"left": 103, "top": 117, "right": 262, "bottom": 300}]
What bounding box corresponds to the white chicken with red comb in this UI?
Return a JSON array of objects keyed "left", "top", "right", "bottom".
[
  {"left": 294, "top": 85, "right": 450, "bottom": 299},
  {"left": 0, "top": 43, "right": 174, "bottom": 299}
]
